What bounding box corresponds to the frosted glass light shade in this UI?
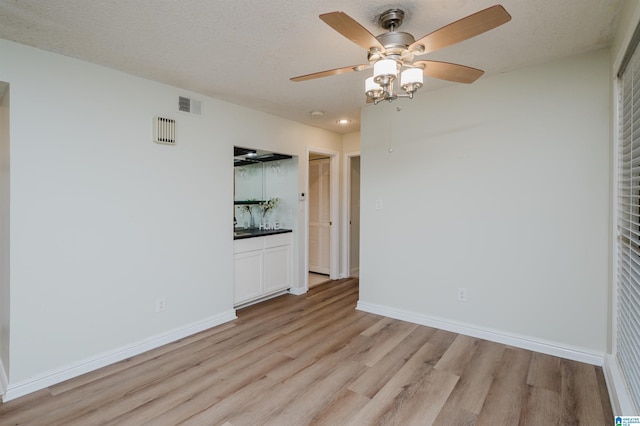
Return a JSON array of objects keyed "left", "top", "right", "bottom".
[
  {"left": 365, "top": 76, "right": 382, "bottom": 96},
  {"left": 401, "top": 68, "right": 423, "bottom": 86},
  {"left": 374, "top": 59, "right": 397, "bottom": 79}
]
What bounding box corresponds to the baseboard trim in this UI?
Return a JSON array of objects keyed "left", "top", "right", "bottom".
[
  {"left": 1, "top": 310, "right": 237, "bottom": 402},
  {"left": 288, "top": 286, "right": 306, "bottom": 296},
  {"left": 0, "top": 357, "right": 8, "bottom": 399},
  {"left": 235, "top": 290, "right": 290, "bottom": 309},
  {"left": 356, "top": 301, "right": 605, "bottom": 366},
  {"left": 603, "top": 354, "right": 638, "bottom": 415}
]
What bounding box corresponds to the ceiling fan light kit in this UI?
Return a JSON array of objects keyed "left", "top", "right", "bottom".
[
  {"left": 366, "top": 59, "right": 424, "bottom": 103},
  {"left": 291, "top": 5, "right": 511, "bottom": 105},
  {"left": 401, "top": 68, "right": 423, "bottom": 92}
]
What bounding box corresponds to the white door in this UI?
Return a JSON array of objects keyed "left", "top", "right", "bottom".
[{"left": 309, "top": 158, "right": 331, "bottom": 274}]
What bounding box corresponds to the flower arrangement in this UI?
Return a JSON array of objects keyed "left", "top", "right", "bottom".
[
  {"left": 240, "top": 203, "right": 255, "bottom": 228},
  {"left": 258, "top": 197, "right": 280, "bottom": 220},
  {"left": 241, "top": 204, "right": 253, "bottom": 217}
]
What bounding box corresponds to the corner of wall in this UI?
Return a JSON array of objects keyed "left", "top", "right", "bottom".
[
  {"left": 0, "top": 357, "right": 8, "bottom": 401},
  {"left": 0, "top": 82, "right": 9, "bottom": 392}
]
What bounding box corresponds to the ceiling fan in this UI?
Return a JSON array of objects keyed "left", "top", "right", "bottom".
[{"left": 291, "top": 5, "right": 511, "bottom": 104}]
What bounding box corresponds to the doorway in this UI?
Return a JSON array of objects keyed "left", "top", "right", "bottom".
[
  {"left": 307, "top": 149, "right": 339, "bottom": 288},
  {"left": 348, "top": 155, "right": 360, "bottom": 277},
  {"left": 308, "top": 155, "right": 330, "bottom": 276}
]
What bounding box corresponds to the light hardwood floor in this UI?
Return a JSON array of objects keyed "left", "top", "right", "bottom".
[
  {"left": 308, "top": 272, "right": 330, "bottom": 287},
  {"left": 0, "top": 278, "right": 613, "bottom": 425}
]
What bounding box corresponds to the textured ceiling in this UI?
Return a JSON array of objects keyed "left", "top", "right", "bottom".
[{"left": 0, "top": 0, "right": 623, "bottom": 134}]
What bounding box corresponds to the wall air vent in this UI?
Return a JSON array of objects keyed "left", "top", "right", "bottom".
[
  {"left": 178, "top": 96, "right": 190, "bottom": 112},
  {"left": 153, "top": 116, "right": 176, "bottom": 145},
  {"left": 178, "top": 96, "right": 202, "bottom": 115}
]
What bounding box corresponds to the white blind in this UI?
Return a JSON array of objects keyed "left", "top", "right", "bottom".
[{"left": 617, "top": 37, "right": 640, "bottom": 412}]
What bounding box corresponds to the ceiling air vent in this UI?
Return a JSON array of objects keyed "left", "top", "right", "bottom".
[
  {"left": 178, "top": 96, "right": 201, "bottom": 115},
  {"left": 153, "top": 116, "right": 176, "bottom": 145}
]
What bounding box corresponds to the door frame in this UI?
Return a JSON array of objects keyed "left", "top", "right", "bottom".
[
  {"left": 342, "top": 151, "right": 360, "bottom": 279},
  {"left": 305, "top": 147, "right": 340, "bottom": 289}
]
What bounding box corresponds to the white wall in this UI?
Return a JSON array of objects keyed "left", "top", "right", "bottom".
[
  {"left": 343, "top": 131, "right": 360, "bottom": 153},
  {"left": 359, "top": 49, "right": 611, "bottom": 356},
  {"left": 0, "top": 82, "right": 10, "bottom": 383},
  {"left": 0, "top": 39, "right": 342, "bottom": 391}
]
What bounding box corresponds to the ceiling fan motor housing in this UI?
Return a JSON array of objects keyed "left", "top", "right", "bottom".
[
  {"left": 370, "top": 31, "right": 416, "bottom": 62},
  {"left": 378, "top": 9, "right": 405, "bottom": 30},
  {"left": 369, "top": 10, "right": 416, "bottom": 63}
]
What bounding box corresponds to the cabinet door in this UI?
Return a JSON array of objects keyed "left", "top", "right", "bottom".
[
  {"left": 234, "top": 250, "right": 263, "bottom": 304},
  {"left": 264, "top": 245, "right": 290, "bottom": 294}
]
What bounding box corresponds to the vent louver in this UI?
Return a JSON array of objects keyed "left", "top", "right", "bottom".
[
  {"left": 178, "top": 96, "right": 201, "bottom": 115},
  {"left": 153, "top": 116, "right": 176, "bottom": 145},
  {"left": 178, "top": 96, "right": 190, "bottom": 113}
]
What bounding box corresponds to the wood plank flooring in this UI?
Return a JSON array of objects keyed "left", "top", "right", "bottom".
[{"left": 0, "top": 278, "right": 613, "bottom": 425}]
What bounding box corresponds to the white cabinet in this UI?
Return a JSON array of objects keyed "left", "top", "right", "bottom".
[
  {"left": 234, "top": 250, "right": 263, "bottom": 303},
  {"left": 264, "top": 244, "right": 291, "bottom": 293},
  {"left": 234, "top": 233, "right": 291, "bottom": 306}
]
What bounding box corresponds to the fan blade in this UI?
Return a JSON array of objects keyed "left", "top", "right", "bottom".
[
  {"left": 409, "top": 5, "right": 511, "bottom": 54},
  {"left": 320, "top": 11, "right": 385, "bottom": 51},
  {"left": 291, "top": 64, "right": 370, "bottom": 82},
  {"left": 414, "top": 60, "right": 484, "bottom": 84}
]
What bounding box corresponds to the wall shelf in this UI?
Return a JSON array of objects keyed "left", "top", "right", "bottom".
[{"left": 234, "top": 200, "right": 264, "bottom": 205}]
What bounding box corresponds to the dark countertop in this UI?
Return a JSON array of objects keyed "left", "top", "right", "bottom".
[{"left": 234, "top": 228, "right": 293, "bottom": 240}]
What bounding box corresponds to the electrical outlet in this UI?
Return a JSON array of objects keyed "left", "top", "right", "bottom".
[
  {"left": 458, "top": 288, "right": 468, "bottom": 302},
  {"left": 155, "top": 297, "right": 166, "bottom": 312}
]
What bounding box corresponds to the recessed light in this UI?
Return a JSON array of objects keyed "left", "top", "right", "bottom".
[
  {"left": 337, "top": 119, "right": 351, "bottom": 125},
  {"left": 310, "top": 110, "right": 324, "bottom": 118}
]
